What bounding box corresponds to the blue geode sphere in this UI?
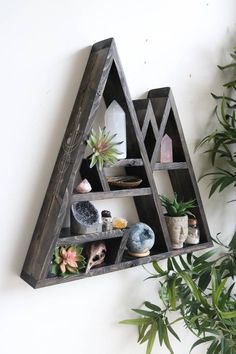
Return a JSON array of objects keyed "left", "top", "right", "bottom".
[{"left": 127, "top": 223, "right": 155, "bottom": 254}]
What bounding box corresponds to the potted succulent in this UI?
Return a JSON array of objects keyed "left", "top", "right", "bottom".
[
  {"left": 159, "top": 193, "right": 196, "bottom": 249},
  {"left": 87, "top": 127, "right": 123, "bottom": 170}
]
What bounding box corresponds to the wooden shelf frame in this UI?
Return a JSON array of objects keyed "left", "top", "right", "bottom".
[{"left": 21, "top": 39, "right": 212, "bottom": 289}]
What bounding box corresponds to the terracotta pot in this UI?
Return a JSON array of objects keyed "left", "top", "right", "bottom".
[{"left": 165, "top": 215, "right": 188, "bottom": 249}]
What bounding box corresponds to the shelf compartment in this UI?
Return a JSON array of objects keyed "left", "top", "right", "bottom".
[
  {"left": 29, "top": 241, "right": 213, "bottom": 288},
  {"left": 71, "top": 187, "right": 152, "bottom": 202},
  {"left": 58, "top": 228, "right": 124, "bottom": 245}
]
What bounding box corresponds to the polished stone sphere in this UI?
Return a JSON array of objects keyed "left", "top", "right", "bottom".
[{"left": 127, "top": 222, "right": 155, "bottom": 254}]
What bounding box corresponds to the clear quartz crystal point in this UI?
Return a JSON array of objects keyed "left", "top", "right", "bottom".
[{"left": 104, "top": 100, "right": 127, "bottom": 159}]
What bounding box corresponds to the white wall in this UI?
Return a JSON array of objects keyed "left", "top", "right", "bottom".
[{"left": 1, "top": 1, "right": 236, "bottom": 353}]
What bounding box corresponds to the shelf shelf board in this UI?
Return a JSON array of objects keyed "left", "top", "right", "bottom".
[
  {"left": 154, "top": 162, "right": 187, "bottom": 170},
  {"left": 57, "top": 228, "right": 124, "bottom": 245},
  {"left": 72, "top": 187, "right": 152, "bottom": 202},
  {"left": 104, "top": 158, "right": 143, "bottom": 167}
]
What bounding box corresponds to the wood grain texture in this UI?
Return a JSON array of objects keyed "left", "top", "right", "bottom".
[
  {"left": 154, "top": 162, "right": 187, "bottom": 170},
  {"left": 71, "top": 188, "right": 152, "bottom": 202},
  {"left": 58, "top": 228, "right": 123, "bottom": 245},
  {"left": 104, "top": 158, "right": 143, "bottom": 167}
]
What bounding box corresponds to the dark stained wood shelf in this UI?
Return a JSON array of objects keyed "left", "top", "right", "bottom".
[
  {"left": 154, "top": 162, "right": 188, "bottom": 170},
  {"left": 71, "top": 188, "right": 152, "bottom": 202},
  {"left": 23, "top": 241, "right": 213, "bottom": 289},
  {"left": 21, "top": 38, "right": 212, "bottom": 289},
  {"left": 58, "top": 228, "right": 124, "bottom": 245},
  {"left": 104, "top": 158, "right": 143, "bottom": 167}
]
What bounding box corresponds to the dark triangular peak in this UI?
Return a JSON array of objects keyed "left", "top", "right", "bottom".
[
  {"left": 103, "top": 61, "right": 143, "bottom": 159},
  {"left": 73, "top": 40, "right": 152, "bottom": 191},
  {"left": 147, "top": 87, "right": 212, "bottom": 250},
  {"left": 147, "top": 87, "right": 187, "bottom": 169},
  {"left": 133, "top": 100, "right": 159, "bottom": 161}
]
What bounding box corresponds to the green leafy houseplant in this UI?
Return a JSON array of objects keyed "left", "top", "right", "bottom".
[
  {"left": 87, "top": 127, "right": 123, "bottom": 170},
  {"left": 121, "top": 48, "right": 236, "bottom": 354},
  {"left": 159, "top": 193, "right": 196, "bottom": 217},
  {"left": 198, "top": 48, "right": 236, "bottom": 198},
  {"left": 121, "top": 233, "right": 236, "bottom": 354}
]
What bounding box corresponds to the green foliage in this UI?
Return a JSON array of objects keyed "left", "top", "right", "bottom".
[
  {"left": 87, "top": 127, "right": 123, "bottom": 170},
  {"left": 121, "top": 233, "right": 236, "bottom": 353},
  {"left": 121, "top": 47, "right": 236, "bottom": 354},
  {"left": 198, "top": 48, "right": 236, "bottom": 198},
  {"left": 159, "top": 193, "right": 196, "bottom": 217}
]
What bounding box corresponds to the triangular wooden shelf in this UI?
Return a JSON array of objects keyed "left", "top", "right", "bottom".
[{"left": 21, "top": 39, "right": 212, "bottom": 288}]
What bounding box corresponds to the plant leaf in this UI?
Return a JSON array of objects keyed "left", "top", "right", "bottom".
[
  {"left": 162, "top": 325, "right": 174, "bottom": 354},
  {"left": 229, "top": 231, "right": 236, "bottom": 250},
  {"left": 132, "top": 309, "right": 157, "bottom": 318},
  {"left": 219, "top": 310, "right": 236, "bottom": 319},
  {"left": 144, "top": 301, "right": 162, "bottom": 312},
  {"left": 146, "top": 322, "right": 158, "bottom": 354},
  {"left": 212, "top": 278, "right": 227, "bottom": 306},
  {"left": 190, "top": 336, "right": 216, "bottom": 353},
  {"left": 152, "top": 261, "right": 167, "bottom": 276},
  {"left": 120, "top": 318, "right": 151, "bottom": 326}
]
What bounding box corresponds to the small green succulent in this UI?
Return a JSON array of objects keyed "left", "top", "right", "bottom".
[
  {"left": 159, "top": 193, "right": 196, "bottom": 217},
  {"left": 87, "top": 127, "right": 123, "bottom": 170}
]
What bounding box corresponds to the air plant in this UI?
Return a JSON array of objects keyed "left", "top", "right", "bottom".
[
  {"left": 51, "top": 245, "right": 86, "bottom": 276},
  {"left": 87, "top": 127, "right": 123, "bottom": 170}
]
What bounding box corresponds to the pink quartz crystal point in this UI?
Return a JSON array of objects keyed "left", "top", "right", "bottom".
[{"left": 160, "top": 134, "right": 173, "bottom": 163}]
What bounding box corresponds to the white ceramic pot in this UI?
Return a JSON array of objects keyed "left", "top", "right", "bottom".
[{"left": 165, "top": 215, "right": 188, "bottom": 249}]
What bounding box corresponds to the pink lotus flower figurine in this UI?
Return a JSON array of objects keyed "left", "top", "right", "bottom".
[
  {"left": 51, "top": 246, "right": 86, "bottom": 275},
  {"left": 59, "top": 247, "right": 78, "bottom": 273}
]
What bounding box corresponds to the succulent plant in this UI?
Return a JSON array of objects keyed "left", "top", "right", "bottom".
[
  {"left": 159, "top": 193, "right": 196, "bottom": 217},
  {"left": 51, "top": 246, "right": 86, "bottom": 276},
  {"left": 87, "top": 127, "right": 123, "bottom": 170}
]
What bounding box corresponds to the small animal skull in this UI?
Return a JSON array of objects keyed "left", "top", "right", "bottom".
[{"left": 85, "top": 241, "right": 107, "bottom": 273}]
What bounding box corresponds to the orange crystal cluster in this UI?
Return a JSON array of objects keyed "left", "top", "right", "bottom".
[{"left": 112, "top": 217, "right": 128, "bottom": 229}]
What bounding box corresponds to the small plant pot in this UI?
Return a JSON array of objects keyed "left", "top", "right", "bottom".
[{"left": 165, "top": 215, "right": 188, "bottom": 249}]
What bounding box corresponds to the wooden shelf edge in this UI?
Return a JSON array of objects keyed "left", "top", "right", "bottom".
[
  {"left": 168, "top": 241, "right": 213, "bottom": 256},
  {"left": 21, "top": 271, "right": 38, "bottom": 289},
  {"left": 72, "top": 188, "right": 152, "bottom": 202},
  {"left": 104, "top": 158, "right": 143, "bottom": 167},
  {"left": 57, "top": 229, "right": 124, "bottom": 245},
  {"left": 29, "top": 241, "right": 213, "bottom": 289},
  {"left": 154, "top": 162, "right": 187, "bottom": 171}
]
